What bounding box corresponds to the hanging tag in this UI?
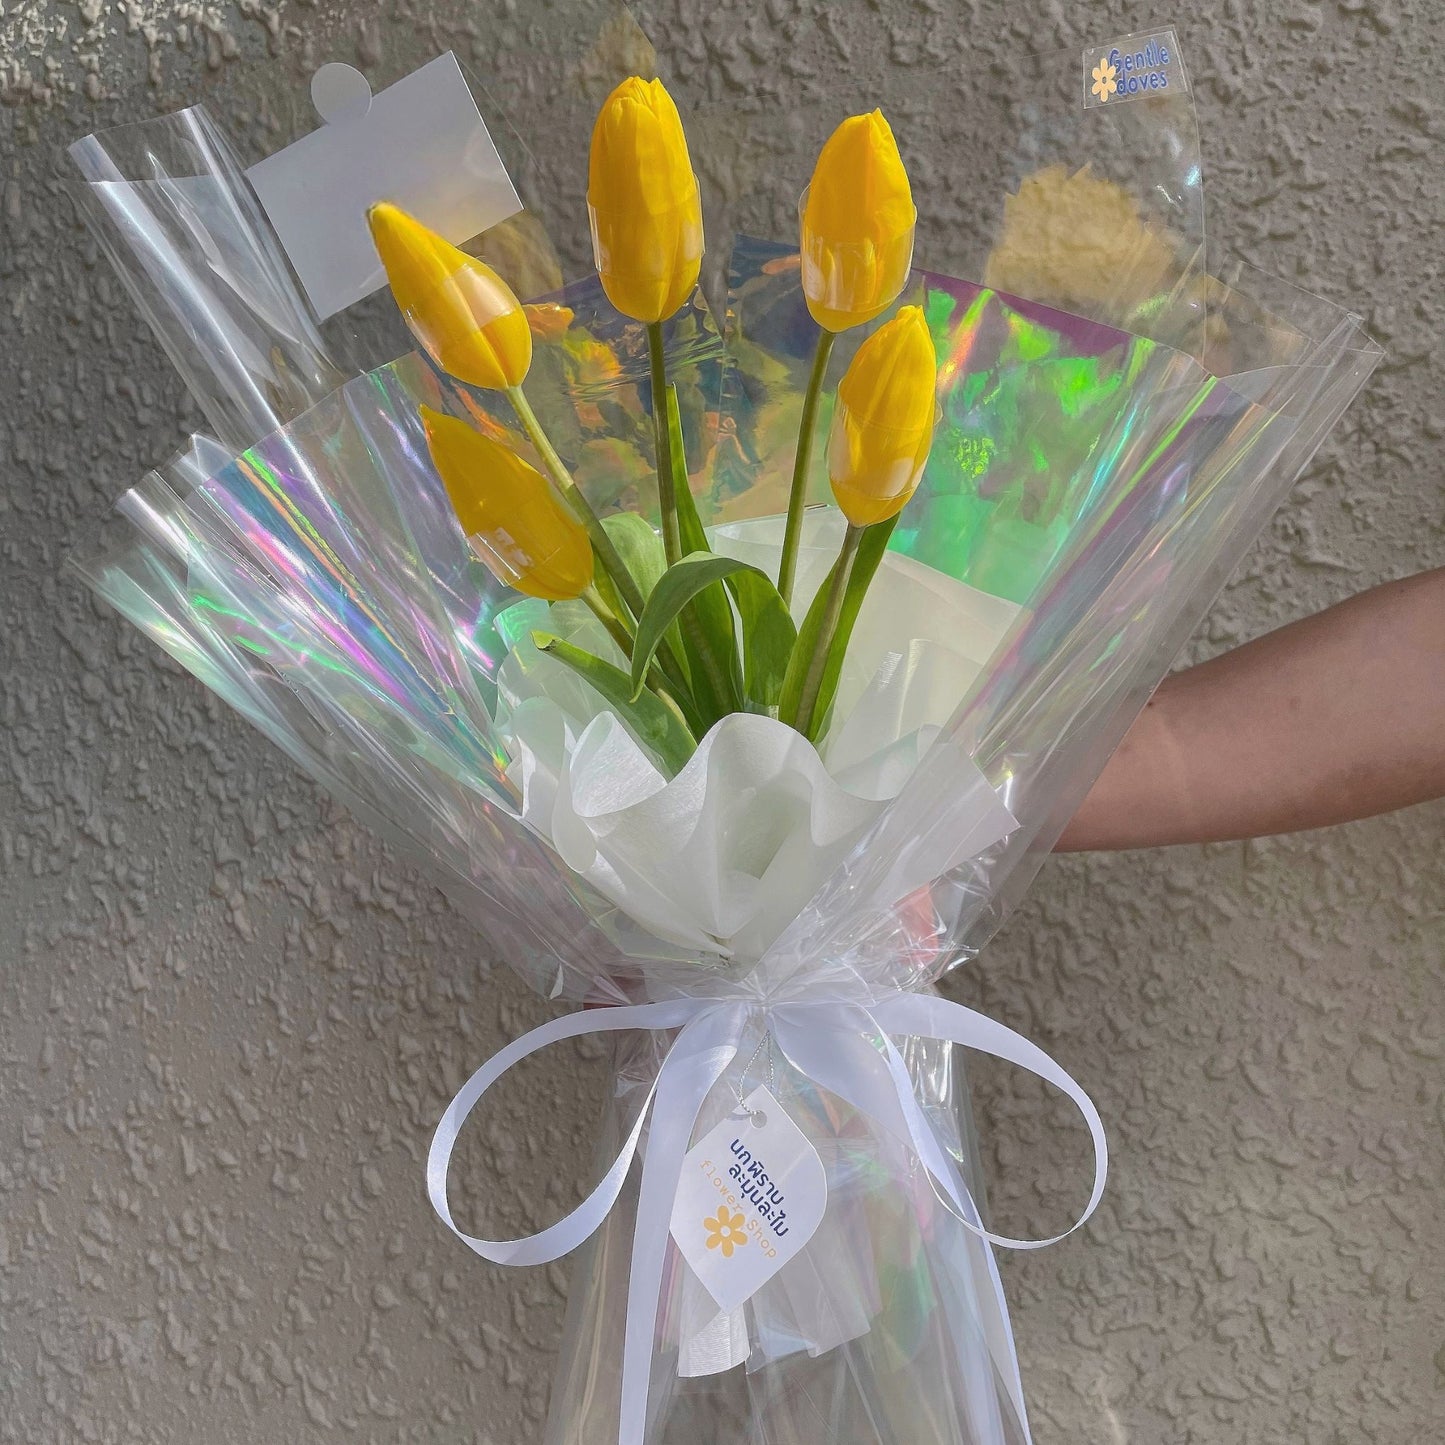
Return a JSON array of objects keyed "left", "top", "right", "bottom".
[
  {"left": 246, "top": 52, "right": 522, "bottom": 321},
  {"left": 668, "top": 1086, "right": 827, "bottom": 1314}
]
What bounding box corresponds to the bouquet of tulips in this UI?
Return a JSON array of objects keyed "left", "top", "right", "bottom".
[
  {"left": 360, "top": 93, "right": 986, "bottom": 966},
  {"left": 66, "top": 27, "right": 1379, "bottom": 1445}
]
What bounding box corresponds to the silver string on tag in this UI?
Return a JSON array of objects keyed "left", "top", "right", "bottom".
[{"left": 731, "top": 1030, "right": 775, "bottom": 1128}]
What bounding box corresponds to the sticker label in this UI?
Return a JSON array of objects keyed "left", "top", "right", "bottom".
[
  {"left": 247, "top": 53, "right": 521, "bottom": 321},
  {"left": 1084, "top": 29, "right": 1188, "bottom": 108},
  {"left": 668, "top": 1086, "right": 827, "bottom": 1314}
]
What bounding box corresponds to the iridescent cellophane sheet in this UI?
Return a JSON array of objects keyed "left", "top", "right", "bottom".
[{"left": 64, "top": 19, "right": 1381, "bottom": 1445}]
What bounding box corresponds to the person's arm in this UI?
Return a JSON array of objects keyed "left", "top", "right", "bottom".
[{"left": 1057, "top": 568, "right": 1445, "bottom": 851}]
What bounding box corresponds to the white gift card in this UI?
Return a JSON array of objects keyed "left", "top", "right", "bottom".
[
  {"left": 669, "top": 1087, "right": 827, "bottom": 1314},
  {"left": 247, "top": 53, "right": 522, "bottom": 321}
]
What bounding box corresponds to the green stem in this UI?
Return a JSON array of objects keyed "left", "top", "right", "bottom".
[
  {"left": 646, "top": 321, "right": 681, "bottom": 566},
  {"left": 789, "top": 523, "right": 863, "bottom": 740},
  {"left": 581, "top": 585, "right": 638, "bottom": 661},
  {"left": 508, "top": 385, "right": 646, "bottom": 625},
  {"left": 581, "top": 586, "right": 701, "bottom": 734},
  {"left": 511, "top": 386, "right": 698, "bottom": 707},
  {"left": 778, "top": 327, "right": 836, "bottom": 607},
  {"left": 648, "top": 349, "right": 733, "bottom": 725}
]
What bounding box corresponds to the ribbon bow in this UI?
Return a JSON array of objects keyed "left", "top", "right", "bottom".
[{"left": 428, "top": 990, "right": 1107, "bottom": 1445}]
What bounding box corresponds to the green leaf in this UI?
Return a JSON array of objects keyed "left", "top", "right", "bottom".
[
  {"left": 532, "top": 632, "right": 696, "bottom": 776},
  {"left": 660, "top": 384, "right": 742, "bottom": 722},
  {"left": 590, "top": 508, "right": 708, "bottom": 723},
  {"left": 600, "top": 511, "right": 669, "bottom": 602},
  {"left": 629, "top": 553, "right": 792, "bottom": 704},
  {"left": 666, "top": 385, "right": 710, "bottom": 557},
  {"left": 723, "top": 568, "right": 797, "bottom": 710},
  {"left": 778, "top": 515, "right": 899, "bottom": 743},
  {"left": 600, "top": 509, "right": 692, "bottom": 705}
]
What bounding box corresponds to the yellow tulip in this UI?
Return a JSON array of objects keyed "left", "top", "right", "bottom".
[
  {"left": 828, "top": 305, "right": 937, "bottom": 526},
  {"left": 368, "top": 204, "right": 532, "bottom": 390},
  {"left": 587, "top": 76, "right": 703, "bottom": 323},
  {"left": 421, "top": 407, "right": 593, "bottom": 601},
  {"left": 800, "top": 110, "right": 916, "bottom": 333}
]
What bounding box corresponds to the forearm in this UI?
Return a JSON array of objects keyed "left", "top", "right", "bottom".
[{"left": 1058, "top": 568, "right": 1445, "bottom": 851}]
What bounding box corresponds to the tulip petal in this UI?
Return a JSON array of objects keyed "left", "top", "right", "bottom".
[
  {"left": 421, "top": 407, "right": 592, "bottom": 601},
  {"left": 369, "top": 203, "right": 532, "bottom": 390},
  {"left": 828, "top": 306, "right": 938, "bottom": 527},
  {"left": 587, "top": 77, "right": 703, "bottom": 322},
  {"left": 800, "top": 111, "right": 916, "bottom": 332}
]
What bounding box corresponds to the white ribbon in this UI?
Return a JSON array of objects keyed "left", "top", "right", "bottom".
[{"left": 428, "top": 991, "right": 1107, "bottom": 1445}]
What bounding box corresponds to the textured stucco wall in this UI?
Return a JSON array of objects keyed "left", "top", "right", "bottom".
[{"left": 2, "top": 2, "right": 1442, "bottom": 1442}]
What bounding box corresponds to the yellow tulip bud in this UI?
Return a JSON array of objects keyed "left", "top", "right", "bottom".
[
  {"left": 587, "top": 77, "right": 703, "bottom": 323},
  {"left": 368, "top": 204, "right": 532, "bottom": 390},
  {"left": 800, "top": 111, "right": 916, "bottom": 333},
  {"left": 828, "top": 305, "right": 937, "bottom": 527},
  {"left": 421, "top": 407, "right": 593, "bottom": 601}
]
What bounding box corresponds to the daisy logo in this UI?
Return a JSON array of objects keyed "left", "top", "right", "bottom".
[
  {"left": 703, "top": 1205, "right": 748, "bottom": 1259},
  {"left": 1085, "top": 34, "right": 1182, "bottom": 107}
]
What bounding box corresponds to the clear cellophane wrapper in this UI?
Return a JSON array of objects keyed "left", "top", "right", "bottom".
[{"left": 65, "top": 21, "right": 1380, "bottom": 1445}]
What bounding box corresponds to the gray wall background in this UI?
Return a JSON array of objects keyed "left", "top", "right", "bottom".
[{"left": 2, "top": 2, "right": 1442, "bottom": 1442}]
